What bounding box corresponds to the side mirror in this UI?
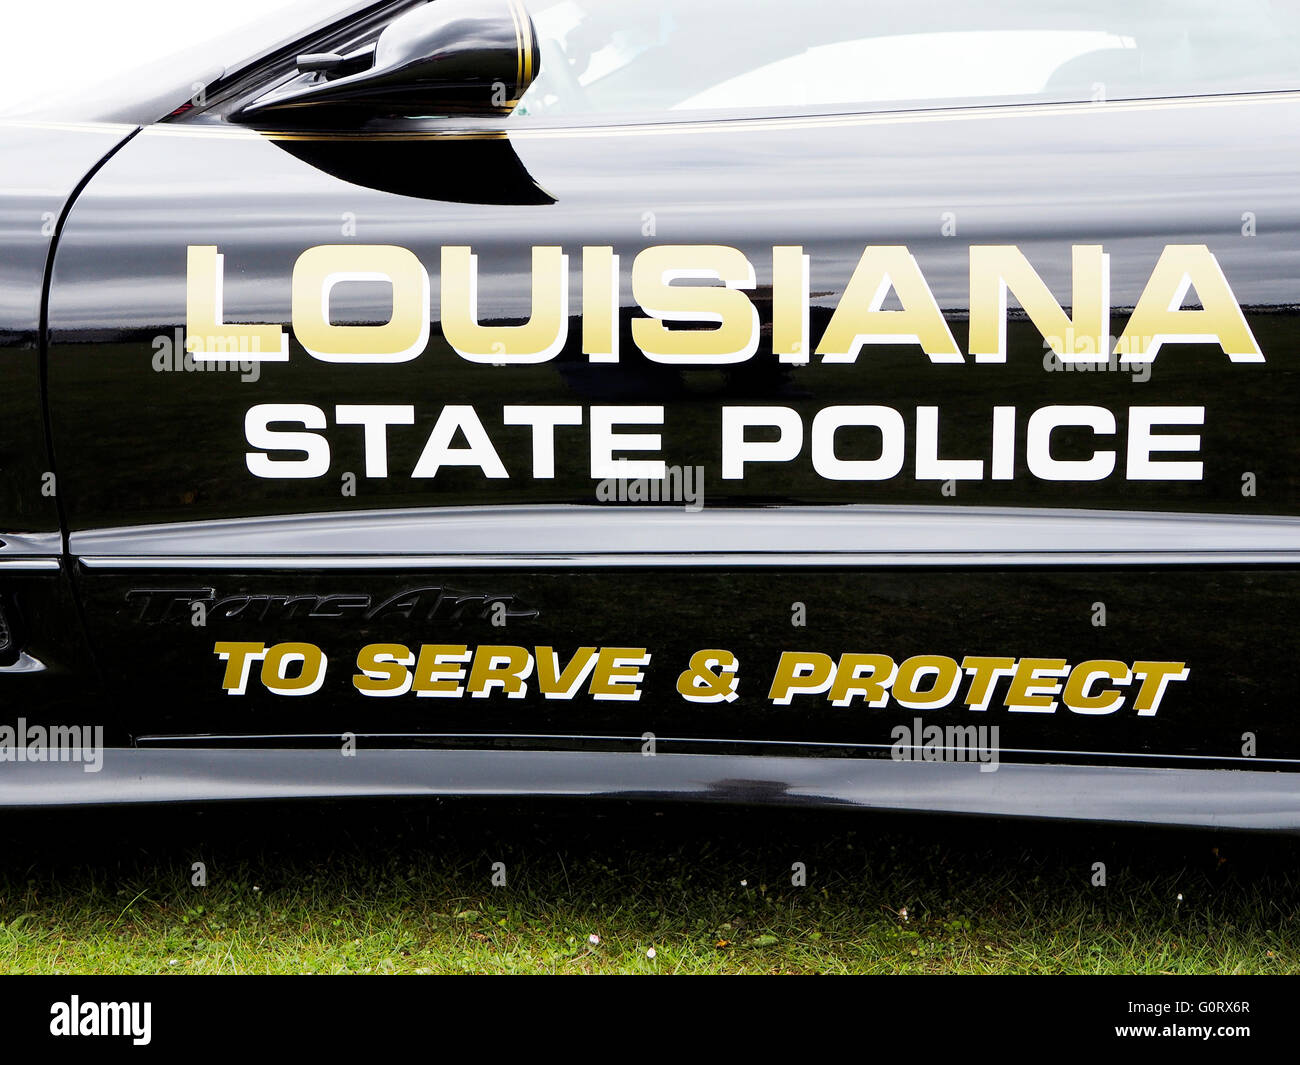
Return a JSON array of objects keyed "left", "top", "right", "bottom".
[{"left": 233, "top": 0, "right": 540, "bottom": 124}]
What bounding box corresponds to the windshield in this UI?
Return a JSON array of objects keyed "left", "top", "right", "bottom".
[{"left": 0, "top": 0, "right": 379, "bottom": 123}]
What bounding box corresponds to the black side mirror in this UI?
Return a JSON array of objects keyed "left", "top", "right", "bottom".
[{"left": 233, "top": 0, "right": 540, "bottom": 124}]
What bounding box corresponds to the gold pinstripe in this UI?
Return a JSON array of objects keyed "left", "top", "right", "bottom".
[{"left": 505, "top": 0, "right": 524, "bottom": 100}]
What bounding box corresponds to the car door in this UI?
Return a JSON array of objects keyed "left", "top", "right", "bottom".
[{"left": 44, "top": 0, "right": 1300, "bottom": 771}]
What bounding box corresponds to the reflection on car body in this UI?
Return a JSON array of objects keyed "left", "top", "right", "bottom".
[{"left": 1, "top": 0, "right": 1299, "bottom": 828}]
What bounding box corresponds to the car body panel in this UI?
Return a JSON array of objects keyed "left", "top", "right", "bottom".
[
  {"left": 0, "top": 121, "right": 133, "bottom": 540},
  {"left": 1, "top": 747, "right": 1296, "bottom": 833},
  {"left": 0, "top": 122, "right": 133, "bottom": 733},
  {"left": 3, "top": 5, "right": 1300, "bottom": 821}
]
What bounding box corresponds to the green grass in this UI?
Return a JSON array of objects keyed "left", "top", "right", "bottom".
[{"left": 0, "top": 801, "right": 1296, "bottom": 974}]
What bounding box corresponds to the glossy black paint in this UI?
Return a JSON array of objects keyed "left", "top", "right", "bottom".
[
  {"left": 72, "top": 563, "right": 1300, "bottom": 770},
  {"left": 46, "top": 96, "right": 1300, "bottom": 527},
  {"left": 0, "top": 122, "right": 130, "bottom": 733},
  {"left": 0, "top": 567, "right": 106, "bottom": 726},
  {"left": 271, "top": 137, "right": 554, "bottom": 203},
  {"left": 1, "top": 747, "right": 1296, "bottom": 833},
  {"left": 0, "top": 122, "right": 129, "bottom": 537},
  {"left": 2, "top": 3, "right": 1300, "bottom": 821},
  {"left": 234, "top": 0, "right": 541, "bottom": 122}
]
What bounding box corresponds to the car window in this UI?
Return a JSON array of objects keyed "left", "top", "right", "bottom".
[
  {"left": 513, "top": 0, "right": 1300, "bottom": 121},
  {"left": 0, "top": 0, "right": 378, "bottom": 123}
]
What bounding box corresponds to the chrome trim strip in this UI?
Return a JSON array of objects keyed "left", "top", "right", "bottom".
[
  {"left": 69, "top": 504, "right": 1300, "bottom": 567},
  {"left": 133, "top": 732, "right": 1300, "bottom": 767},
  {"left": 77, "top": 551, "right": 1300, "bottom": 570},
  {"left": 0, "top": 651, "right": 46, "bottom": 674},
  {"left": 0, "top": 532, "right": 62, "bottom": 555},
  {"left": 0, "top": 747, "right": 1296, "bottom": 829},
  {"left": 0, "top": 558, "right": 60, "bottom": 571}
]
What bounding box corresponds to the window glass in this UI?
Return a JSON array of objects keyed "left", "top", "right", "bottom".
[
  {"left": 514, "top": 0, "right": 1300, "bottom": 120},
  {"left": 0, "top": 0, "right": 374, "bottom": 123}
]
